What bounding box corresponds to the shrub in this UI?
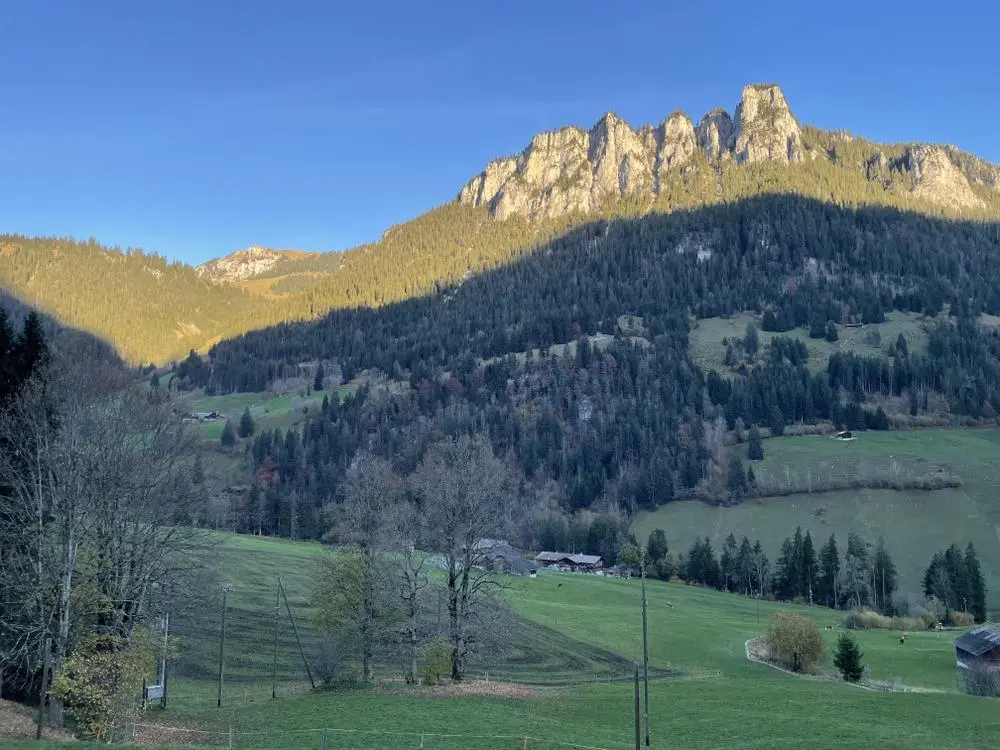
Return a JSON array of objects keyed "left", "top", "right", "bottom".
[
  {"left": 767, "top": 612, "right": 825, "bottom": 674},
  {"left": 841, "top": 608, "right": 931, "bottom": 632},
  {"left": 950, "top": 611, "right": 975, "bottom": 627},
  {"left": 833, "top": 633, "right": 865, "bottom": 682},
  {"left": 418, "top": 638, "right": 452, "bottom": 686}
]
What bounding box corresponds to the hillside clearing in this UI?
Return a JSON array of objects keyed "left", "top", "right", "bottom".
[{"left": 635, "top": 428, "right": 1000, "bottom": 609}]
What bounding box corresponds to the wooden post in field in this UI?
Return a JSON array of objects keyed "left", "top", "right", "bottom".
[{"left": 634, "top": 664, "right": 641, "bottom": 750}]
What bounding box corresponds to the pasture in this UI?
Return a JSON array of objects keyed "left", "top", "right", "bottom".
[
  {"left": 688, "top": 310, "right": 931, "bottom": 374},
  {"left": 634, "top": 428, "right": 1000, "bottom": 610},
  {"left": 78, "top": 533, "right": 997, "bottom": 749}
]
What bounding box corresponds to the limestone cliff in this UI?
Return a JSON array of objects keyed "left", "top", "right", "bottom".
[
  {"left": 197, "top": 246, "right": 317, "bottom": 283},
  {"left": 457, "top": 83, "right": 998, "bottom": 222}
]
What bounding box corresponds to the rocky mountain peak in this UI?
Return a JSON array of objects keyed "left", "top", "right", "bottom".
[
  {"left": 732, "top": 83, "right": 803, "bottom": 164},
  {"left": 197, "top": 246, "right": 313, "bottom": 283},
  {"left": 456, "top": 83, "right": 996, "bottom": 222}
]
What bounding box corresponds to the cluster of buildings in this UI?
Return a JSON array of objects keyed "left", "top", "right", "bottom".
[{"left": 472, "top": 540, "right": 613, "bottom": 578}]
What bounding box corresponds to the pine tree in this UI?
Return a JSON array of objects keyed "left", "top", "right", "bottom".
[
  {"left": 220, "top": 419, "right": 237, "bottom": 448},
  {"left": 825, "top": 320, "right": 838, "bottom": 342},
  {"left": 773, "top": 537, "right": 796, "bottom": 601},
  {"left": 313, "top": 363, "right": 326, "bottom": 392},
  {"left": 748, "top": 425, "right": 764, "bottom": 461},
  {"left": 721, "top": 533, "right": 738, "bottom": 592},
  {"left": 872, "top": 537, "right": 898, "bottom": 614},
  {"left": 818, "top": 534, "right": 840, "bottom": 608},
  {"left": 802, "top": 531, "right": 818, "bottom": 605},
  {"left": 150, "top": 372, "right": 160, "bottom": 388},
  {"left": 726, "top": 454, "right": 747, "bottom": 500},
  {"left": 964, "top": 543, "right": 987, "bottom": 622},
  {"left": 239, "top": 407, "right": 256, "bottom": 438},
  {"left": 744, "top": 323, "right": 759, "bottom": 356},
  {"left": 736, "top": 536, "right": 753, "bottom": 595},
  {"left": 833, "top": 632, "right": 865, "bottom": 682}
]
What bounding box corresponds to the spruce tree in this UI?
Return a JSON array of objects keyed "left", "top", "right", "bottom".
[
  {"left": 736, "top": 536, "right": 753, "bottom": 595},
  {"left": 646, "top": 529, "right": 669, "bottom": 564},
  {"left": 773, "top": 537, "right": 796, "bottom": 601},
  {"left": 818, "top": 534, "right": 840, "bottom": 608},
  {"left": 726, "top": 454, "right": 747, "bottom": 499},
  {"left": 313, "top": 363, "right": 325, "bottom": 392},
  {"left": 833, "top": 632, "right": 865, "bottom": 682},
  {"left": 220, "top": 419, "right": 237, "bottom": 448},
  {"left": 872, "top": 537, "right": 898, "bottom": 614},
  {"left": 802, "top": 531, "right": 818, "bottom": 605},
  {"left": 825, "top": 320, "right": 838, "bottom": 342},
  {"left": 721, "top": 533, "right": 738, "bottom": 592},
  {"left": 748, "top": 425, "right": 764, "bottom": 461},
  {"left": 964, "top": 543, "right": 987, "bottom": 622},
  {"left": 239, "top": 407, "right": 256, "bottom": 438}
]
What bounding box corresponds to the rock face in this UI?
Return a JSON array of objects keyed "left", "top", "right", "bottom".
[
  {"left": 197, "top": 246, "right": 305, "bottom": 283},
  {"left": 905, "top": 145, "right": 984, "bottom": 210},
  {"left": 457, "top": 83, "right": 997, "bottom": 222}
]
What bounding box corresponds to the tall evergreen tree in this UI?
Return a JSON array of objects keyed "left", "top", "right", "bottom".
[
  {"left": 817, "top": 534, "right": 840, "bottom": 609},
  {"left": 646, "top": 528, "right": 669, "bottom": 564},
  {"left": 239, "top": 406, "right": 256, "bottom": 438},
  {"left": 833, "top": 632, "right": 865, "bottom": 683},
  {"left": 736, "top": 536, "right": 753, "bottom": 595},
  {"left": 720, "top": 533, "right": 738, "bottom": 592},
  {"left": 773, "top": 537, "right": 796, "bottom": 601},
  {"left": 801, "top": 531, "right": 818, "bottom": 605},
  {"left": 313, "top": 363, "right": 326, "bottom": 392},
  {"left": 220, "top": 419, "right": 237, "bottom": 448},
  {"left": 747, "top": 425, "right": 764, "bottom": 461},
  {"left": 964, "top": 543, "right": 987, "bottom": 622},
  {"left": 872, "top": 537, "right": 898, "bottom": 614}
]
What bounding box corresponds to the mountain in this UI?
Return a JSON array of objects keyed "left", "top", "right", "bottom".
[
  {"left": 458, "top": 84, "right": 1000, "bottom": 221},
  {"left": 3, "top": 83, "right": 1000, "bottom": 367},
  {"left": 196, "top": 246, "right": 321, "bottom": 284}
]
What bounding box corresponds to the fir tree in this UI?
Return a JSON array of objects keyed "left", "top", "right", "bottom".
[
  {"left": 150, "top": 372, "right": 160, "bottom": 388},
  {"left": 726, "top": 454, "right": 747, "bottom": 500},
  {"left": 802, "top": 531, "right": 818, "bottom": 605},
  {"left": 239, "top": 407, "right": 256, "bottom": 438},
  {"left": 872, "top": 537, "right": 898, "bottom": 614},
  {"left": 818, "top": 534, "right": 840, "bottom": 608},
  {"left": 748, "top": 425, "right": 764, "bottom": 461},
  {"left": 833, "top": 632, "right": 865, "bottom": 682},
  {"left": 964, "top": 543, "right": 987, "bottom": 622},
  {"left": 736, "top": 536, "right": 753, "bottom": 595},
  {"left": 721, "top": 533, "right": 738, "bottom": 592},
  {"left": 646, "top": 529, "right": 669, "bottom": 563},
  {"left": 313, "top": 363, "right": 325, "bottom": 392},
  {"left": 825, "top": 320, "right": 838, "bottom": 342},
  {"left": 220, "top": 419, "right": 237, "bottom": 448}
]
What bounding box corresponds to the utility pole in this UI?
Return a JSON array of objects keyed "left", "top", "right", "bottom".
[
  {"left": 161, "top": 613, "right": 170, "bottom": 709},
  {"left": 639, "top": 546, "right": 650, "bottom": 747},
  {"left": 272, "top": 579, "right": 280, "bottom": 699},
  {"left": 218, "top": 583, "right": 233, "bottom": 708}
]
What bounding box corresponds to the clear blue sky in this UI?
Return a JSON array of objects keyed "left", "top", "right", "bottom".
[{"left": 2, "top": 0, "right": 998, "bottom": 265}]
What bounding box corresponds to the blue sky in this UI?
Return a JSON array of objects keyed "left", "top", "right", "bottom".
[{"left": 2, "top": 0, "right": 998, "bottom": 265}]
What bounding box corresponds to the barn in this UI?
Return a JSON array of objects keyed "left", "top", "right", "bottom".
[{"left": 954, "top": 624, "right": 1000, "bottom": 696}]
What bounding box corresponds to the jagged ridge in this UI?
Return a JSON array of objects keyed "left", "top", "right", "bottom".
[{"left": 458, "top": 83, "right": 1000, "bottom": 221}]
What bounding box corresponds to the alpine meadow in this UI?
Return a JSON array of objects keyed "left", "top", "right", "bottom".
[{"left": 3, "top": 13, "right": 1000, "bottom": 747}]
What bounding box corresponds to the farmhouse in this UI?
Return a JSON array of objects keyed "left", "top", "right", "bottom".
[
  {"left": 954, "top": 624, "right": 1000, "bottom": 696},
  {"left": 535, "top": 551, "right": 603, "bottom": 572},
  {"left": 472, "top": 539, "right": 539, "bottom": 577}
]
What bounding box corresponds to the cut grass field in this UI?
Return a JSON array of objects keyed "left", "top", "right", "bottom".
[
  {"left": 635, "top": 428, "right": 1000, "bottom": 610},
  {"left": 96, "top": 533, "right": 1000, "bottom": 750},
  {"left": 688, "top": 310, "right": 932, "bottom": 374},
  {"left": 180, "top": 384, "right": 356, "bottom": 440}
]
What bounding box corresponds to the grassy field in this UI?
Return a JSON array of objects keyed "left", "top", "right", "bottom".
[
  {"left": 14, "top": 533, "right": 1000, "bottom": 749},
  {"left": 179, "top": 385, "right": 356, "bottom": 440},
  {"left": 689, "top": 311, "right": 932, "bottom": 374},
  {"left": 634, "top": 428, "right": 1000, "bottom": 610}
]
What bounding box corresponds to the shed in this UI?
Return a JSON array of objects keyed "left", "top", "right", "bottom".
[{"left": 954, "top": 624, "right": 1000, "bottom": 696}]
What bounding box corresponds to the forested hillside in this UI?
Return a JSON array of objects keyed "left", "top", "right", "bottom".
[
  {"left": 5, "top": 83, "right": 1000, "bottom": 365},
  {"left": 189, "top": 195, "right": 1000, "bottom": 551}
]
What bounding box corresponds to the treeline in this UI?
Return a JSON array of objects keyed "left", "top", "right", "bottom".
[{"left": 641, "top": 527, "right": 987, "bottom": 623}]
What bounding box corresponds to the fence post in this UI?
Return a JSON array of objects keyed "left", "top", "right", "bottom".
[
  {"left": 323, "top": 727, "right": 328, "bottom": 749},
  {"left": 420, "top": 732, "right": 424, "bottom": 748},
  {"left": 523, "top": 736, "right": 528, "bottom": 749},
  {"left": 228, "top": 725, "right": 233, "bottom": 748}
]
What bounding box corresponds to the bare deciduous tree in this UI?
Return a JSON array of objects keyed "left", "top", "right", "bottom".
[
  {"left": 0, "top": 358, "right": 205, "bottom": 721},
  {"left": 412, "top": 435, "right": 516, "bottom": 681}
]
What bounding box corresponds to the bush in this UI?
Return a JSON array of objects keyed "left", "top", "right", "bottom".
[
  {"left": 841, "top": 608, "right": 930, "bottom": 632},
  {"left": 418, "top": 638, "right": 452, "bottom": 686},
  {"left": 950, "top": 611, "right": 975, "bottom": 627},
  {"left": 833, "top": 633, "right": 865, "bottom": 682},
  {"left": 767, "top": 612, "right": 825, "bottom": 674}
]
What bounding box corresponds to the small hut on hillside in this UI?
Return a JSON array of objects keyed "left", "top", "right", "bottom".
[{"left": 954, "top": 624, "right": 1000, "bottom": 697}]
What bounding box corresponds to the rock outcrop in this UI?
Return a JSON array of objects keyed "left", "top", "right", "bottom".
[
  {"left": 457, "top": 83, "right": 997, "bottom": 222},
  {"left": 197, "top": 246, "right": 313, "bottom": 283},
  {"left": 905, "top": 145, "right": 984, "bottom": 210}
]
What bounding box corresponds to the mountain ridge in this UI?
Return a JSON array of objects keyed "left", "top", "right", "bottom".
[{"left": 457, "top": 83, "right": 999, "bottom": 222}]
